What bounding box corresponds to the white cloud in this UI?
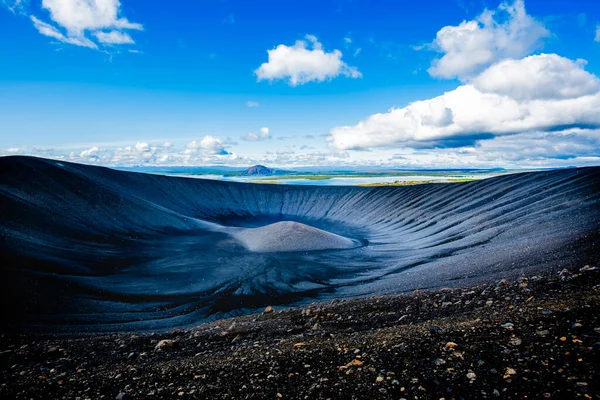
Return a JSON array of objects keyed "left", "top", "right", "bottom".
[
  {"left": 387, "top": 129, "right": 600, "bottom": 169},
  {"left": 428, "top": 0, "right": 549, "bottom": 80},
  {"left": 243, "top": 127, "right": 270, "bottom": 142},
  {"left": 472, "top": 55, "right": 599, "bottom": 100},
  {"left": 4, "top": 129, "right": 600, "bottom": 169},
  {"left": 470, "top": 129, "right": 600, "bottom": 163},
  {"left": 93, "top": 30, "right": 134, "bottom": 44},
  {"left": 28, "top": 0, "right": 142, "bottom": 49},
  {"left": 330, "top": 54, "right": 600, "bottom": 150},
  {"left": 596, "top": 24, "right": 600, "bottom": 42},
  {"left": 255, "top": 34, "right": 362, "bottom": 86},
  {"left": 31, "top": 16, "right": 97, "bottom": 48},
  {"left": 80, "top": 146, "right": 99, "bottom": 158},
  {"left": 41, "top": 0, "right": 142, "bottom": 32},
  {"left": 135, "top": 142, "right": 150, "bottom": 152},
  {"left": 186, "top": 136, "right": 230, "bottom": 155},
  {"left": 2, "top": 140, "right": 247, "bottom": 167},
  {"left": 246, "top": 101, "right": 260, "bottom": 108},
  {"left": 3, "top": 0, "right": 26, "bottom": 13}
]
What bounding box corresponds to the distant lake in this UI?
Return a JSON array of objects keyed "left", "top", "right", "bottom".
[
  {"left": 156, "top": 173, "right": 495, "bottom": 186},
  {"left": 251, "top": 176, "right": 451, "bottom": 185}
]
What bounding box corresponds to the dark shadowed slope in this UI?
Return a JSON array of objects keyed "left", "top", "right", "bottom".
[{"left": 0, "top": 156, "right": 599, "bottom": 332}]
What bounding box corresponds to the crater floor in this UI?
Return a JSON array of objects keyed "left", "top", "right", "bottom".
[{"left": 232, "top": 221, "right": 360, "bottom": 253}]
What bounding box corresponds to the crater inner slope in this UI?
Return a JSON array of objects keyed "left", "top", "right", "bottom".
[{"left": 0, "top": 156, "right": 599, "bottom": 332}]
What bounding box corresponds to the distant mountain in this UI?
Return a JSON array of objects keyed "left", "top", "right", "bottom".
[{"left": 243, "top": 165, "right": 274, "bottom": 176}]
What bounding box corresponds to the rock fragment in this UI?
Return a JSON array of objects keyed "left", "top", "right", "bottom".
[
  {"left": 155, "top": 339, "right": 179, "bottom": 352},
  {"left": 263, "top": 305, "right": 275, "bottom": 314}
]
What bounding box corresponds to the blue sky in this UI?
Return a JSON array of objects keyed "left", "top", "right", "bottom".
[{"left": 1, "top": 0, "right": 600, "bottom": 168}]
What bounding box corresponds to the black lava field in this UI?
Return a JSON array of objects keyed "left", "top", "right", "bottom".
[{"left": 1, "top": 156, "right": 599, "bottom": 332}]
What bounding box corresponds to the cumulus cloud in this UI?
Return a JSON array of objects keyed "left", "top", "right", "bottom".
[
  {"left": 135, "top": 142, "right": 150, "bottom": 152},
  {"left": 471, "top": 130, "right": 600, "bottom": 163},
  {"left": 243, "top": 127, "right": 270, "bottom": 142},
  {"left": 330, "top": 54, "right": 600, "bottom": 150},
  {"left": 186, "top": 136, "right": 231, "bottom": 155},
  {"left": 41, "top": 0, "right": 141, "bottom": 31},
  {"left": 26, "top": 0, "right": 142, "bottom": 49},
  {"left": 255, "top": 35, "right": 361, "bottom": 86},
  {"left": 4, "top": 129, "right": 600, "bottom": 169},
  {"left": 326, "top": 0, "right": 599, "bottom": 167},
  {"left": 386, "top": 129, "right": 600, "bottom": 169},
  {"left": 80, "top": 146, "right": 99, "bottom": 159},
  {"left": 428, "top": 0, "right": 549, "bottom": 80},
  {"left": 16, "top": 137, "right": 240, "bottom": 166},
  {"left": 472, "top": 55, "right": 599, "bottom": 100}
]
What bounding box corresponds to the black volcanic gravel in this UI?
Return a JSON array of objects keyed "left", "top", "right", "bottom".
[{"left": 1, "top": 265, "right": 599, "bottom": 399}]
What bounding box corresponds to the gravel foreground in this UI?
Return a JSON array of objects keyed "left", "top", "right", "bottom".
[{"left": 1, "top": 266, "right": 599, "bottom": 400}]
